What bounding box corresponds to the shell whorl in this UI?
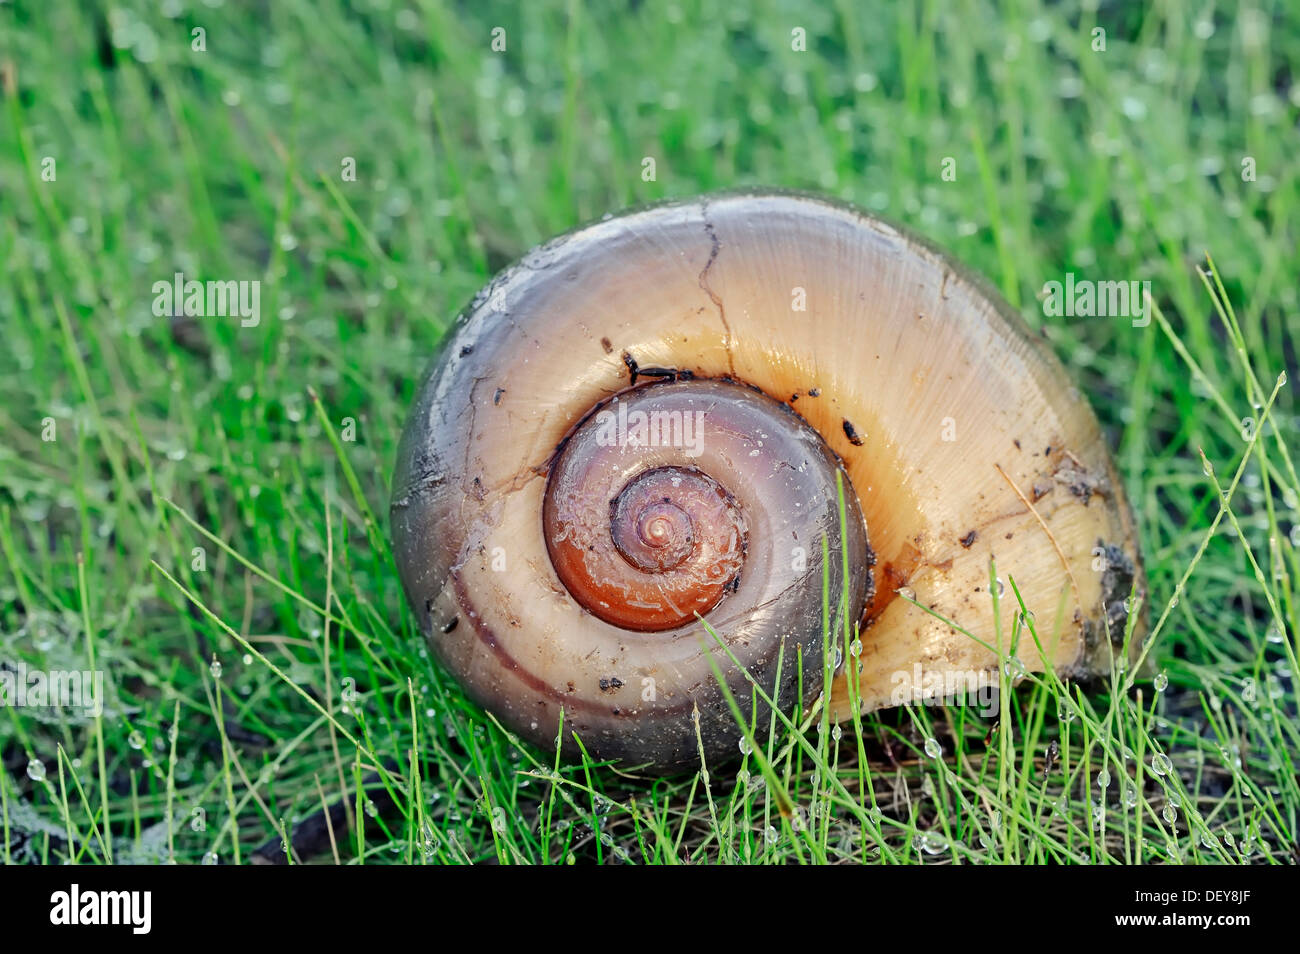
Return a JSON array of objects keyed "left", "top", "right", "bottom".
[{"left": 390, "top": 191, "right": 1143, "bottom": 770}]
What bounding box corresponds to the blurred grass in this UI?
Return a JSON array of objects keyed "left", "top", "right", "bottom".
[{"left": 0, "top": 0, "right": 1297, "bottom": 864}]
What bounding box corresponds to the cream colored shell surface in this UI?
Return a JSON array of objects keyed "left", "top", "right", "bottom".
[{"left": 390, "top": 191, "right": 1142, "bottom": 757}]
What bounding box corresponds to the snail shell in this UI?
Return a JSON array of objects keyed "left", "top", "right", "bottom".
[{"left": 391, "top": 191, "right": 1143, "bottom": 771}]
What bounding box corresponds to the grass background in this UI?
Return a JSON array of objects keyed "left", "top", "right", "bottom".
[{"left": 1, "top": 0, "right": 1297, "bottom": 864}]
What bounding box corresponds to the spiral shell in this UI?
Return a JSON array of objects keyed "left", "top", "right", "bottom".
[{"left": 391, "top": 191, "right": 1143, "bottom": 770}]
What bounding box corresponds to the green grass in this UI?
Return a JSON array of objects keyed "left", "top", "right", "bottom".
[{"left": 1, "top": 0, "right": 1297, "bottom": 864}]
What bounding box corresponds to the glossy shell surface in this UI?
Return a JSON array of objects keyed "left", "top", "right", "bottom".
[{"left": 390, "top": 191, "right": 1142, "bottom": 767}]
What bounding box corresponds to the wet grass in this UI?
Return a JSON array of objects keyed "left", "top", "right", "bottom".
[{"left": 1, "top": 0, "right": 1297, "bottom": 864}]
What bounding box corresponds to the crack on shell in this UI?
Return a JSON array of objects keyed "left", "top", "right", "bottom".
[{"left": 697, "top": 205, "right": 737, "bottom": 378}]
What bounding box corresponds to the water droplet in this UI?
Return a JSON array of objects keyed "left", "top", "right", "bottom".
[
  {"left": 921, "top": 775, "right": 935, "bottom": 797},
  {"left": 1241, "top": 678, "right": 1257, "bottom": 705},
  {"left": 1123, "top": 782, "right": 1138, "bottom": 807},
  {"left": 924, "top": 737, "right": 942, "bottom": 758},
  {"left": 1154, "top": 672, "right": 1168, "bottom": 692},
  {"left": 364, "top": 799, "right": 378, "bottom": 818},
  {"left": 1097, "top": 768, "right": 1111, "bottom": 789},
  {"left": 210, "top": 658, "right": 223, "bottom": 679},
  {"left": 919, "top": 831, "right": 947, "bottom": 855},
  {"left": 738, "top": 736, "right": 752, "bottom": 755},
  {"left": 1162, "top": 804, "right": 1177, "bottom": 824},
  {"left": 850, "top": 638, "right": 862, "bottom": 657},
  {"left": 1199, "top": 829, "right": 1218, "bottom": 850},
  {"left": 26, "top": 758, "right": 46, "bottom": 782},
  {"left": 1151, "top": 753, "right": 1172, "bottom": 776},
  {"left": 492, "top": 807, "right": 507, "bottom": 834},
  {"left": 1266, "top": 621, "right": 1285, "bottom": 644},
  {"left": 831, "top": 725, "right": 843, "bottom": 742},
  {"left": 1057, "top": 701, "right": 1076, "bottom": 723},
  {"left": 791, "top": 808, "right": 806, "bottom": 832},
  {"left": 128, "top": 730, "right": 146, "bottom": 750},
  {"left": 201, "top": 851, "right": 219, "bottom": 865},
  {"left": 1280, "top": 370, "right": 1288, "bottom": 387},
  {"left": 989, "top": 810, "right": 1002, "bottom": 831},
  {"left": 764, "top": 825, "right": 777, "bottom": 845}
]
